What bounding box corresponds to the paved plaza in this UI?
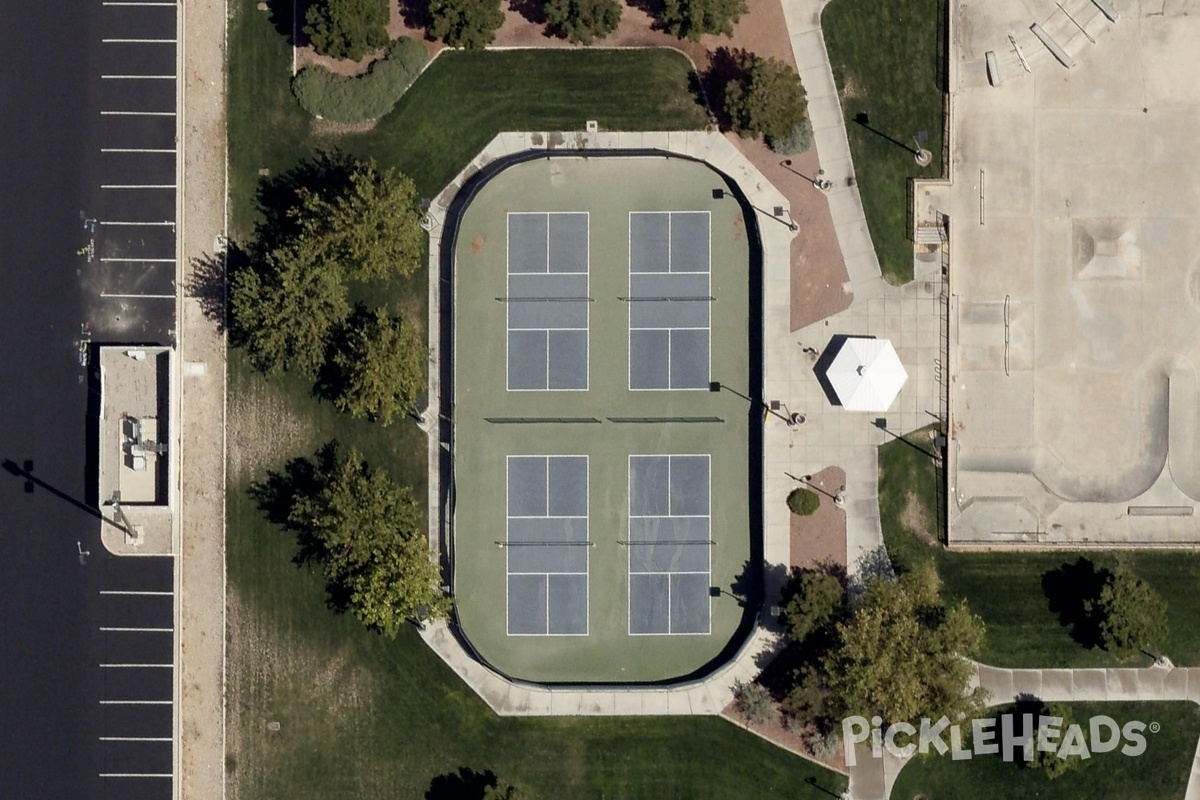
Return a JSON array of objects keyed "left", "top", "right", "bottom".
[{"left": 947, "top": 0, "right": 1200, "bottom": 546}]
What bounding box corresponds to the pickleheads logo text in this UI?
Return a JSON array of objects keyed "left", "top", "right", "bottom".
[{"left": 841, "top": 714, "right": 1154, "bottom": 766}]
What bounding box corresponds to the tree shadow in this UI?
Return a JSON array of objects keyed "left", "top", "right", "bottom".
[
  {"left": 265, "top": 0, "right": 313, "bottom": 47},
  {"left": 625, "top": 0, "right": 665, "bottom": 23},
  {"left": 701, "top": 46, "right": 752, "bottom": 131},
  {"left": 425, "top": 767, "right": 500, "bottom": 800},
  {"left": 1042, "top": 557, "right": 1110, "bottom": 649},
  {"left": 187, "top": 244, "right": 248, "bottom": 334},
  {"left": 509, "top": 0, "right": 546, "bottom": 25},
  {"left": 398, "top": 0, "right": 434, "bottom": 36},
  {"left": 254, "top": 150, "right": 357, "bottom": 253},
  {"left": 247, "top": 441, "right": 339, "bottom": 566}
]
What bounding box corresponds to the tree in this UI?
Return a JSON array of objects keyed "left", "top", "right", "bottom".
[
  {"left": 786, "top": 487, "right": 820, "bottom": 516},
  {"left": 287, "top": 444, "right": 450, "bottom": 636},
  {"left": 818, "top": 560, "right": 988, "bottom": 725},
  {"left": 732, "top": 678, "right": 776, "bottom": 726},
  {"left": 229, "top": 243, "right": 350, "bottom": 375},
  {"left": 544, "top": 0, "right": 622, "bottom": 45},
  {"left": 231, "top": 154, "right": 426, "bottom": 378},
  {"left": 304, "top": 0, "right": 390, "bottom": 61},
  {"left": 659, "top": 0, "right": 746, "bottom": 42},
  {"left": 428, "top": 0, "right": 504, "bottom": 49},
  {"left": 724, "top": 55, "right": 809, "bottom": 143},
  {"left": 1027, "top": 703, "right": 1082, "bottom": 780},
  {"left": 327, "top": 306, "right": 427, "bottom": 425},
  {"left": 780, "top": 570, "right": 845, "bottom": 644},
  {"left": 1089, "top": 567, "right": 1168, "bottom": 658}
]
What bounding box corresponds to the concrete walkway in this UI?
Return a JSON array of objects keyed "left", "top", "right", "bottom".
[
  {"left": 780, "top": 0, "right": 888, "bottom": 301},
  {"left": 848, "top": 659, "right": 1200, "bottom": 799}
]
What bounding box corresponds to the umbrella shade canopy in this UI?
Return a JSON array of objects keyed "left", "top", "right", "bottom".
[{"left": 824, "top": 337, "right": 908, "bottom": 412}]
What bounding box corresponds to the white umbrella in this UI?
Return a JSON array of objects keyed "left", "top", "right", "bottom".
[{"left": 824, "top": 337, "right": 908, "bottom": 412}]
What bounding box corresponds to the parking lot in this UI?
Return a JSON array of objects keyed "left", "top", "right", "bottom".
[
  {"left": 83, "top": 0, "right": 178, "bottom": 346},
  {"left": 94, "top": 554, "right": 175, "bottom": 796}
]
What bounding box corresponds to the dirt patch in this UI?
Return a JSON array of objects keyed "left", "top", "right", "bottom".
[
  {"left": 789, "top": 467, "right": 848, "bottom": 571},
  {"left": 471, "top": 235, "right": 484, "bottom": 254},
  {"left": 900, "top": 490, "right": 935, "bottom": 544},
  {"left": 311, "top": 118, "right": 377, "bottom": 137},
  {"left": 226, "top": 378, "right": 314, "bottom": 483},
  {"left": 840, "top": 72, "right": 864, "bottom": 100}
]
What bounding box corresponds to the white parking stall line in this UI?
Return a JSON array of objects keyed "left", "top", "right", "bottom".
[
  {"left": 100, "top": 773, "right": 174, "bottom": 778},
  {"left": 98, "top": 220, "right": 175, "bottom": 226},
  {"left": 100, "top": 664, "right": 174, "bottom": 668},
  {"left": 101, "top": 148, "right": 176, "bottom": 154},
  {"left": 99, "top": 627, "right": 173, "bottom": 633},
  {"left": 102, "top": 111, "right": 176, "bottom": 117},
  {"left": 101, "top": 184, "right": 176, "bottom": 189},
  {"left": 100, "top": 737, "right": 173, "bottom": 742},
  {"left": 99, "top": 258, "right": 176, "bottom": 263},
  {"left": 99, "top": 700, "right": 173, "bottom": 705},
  {"left": 102, "top": 38, "right": 177, "bottom": 43},
  {"left": 100, "top": 589, "right": 174, "bottom": 595},
  {"left": 100, "top": 75, "right": 177, "bottom": 80},
  {"left": 99, "top": 293, "right": 176, "bottom": 300}
]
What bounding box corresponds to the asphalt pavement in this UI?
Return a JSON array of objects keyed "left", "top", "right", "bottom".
[{"left": 0, "top": 0, "right": 177, "bottom": 795}]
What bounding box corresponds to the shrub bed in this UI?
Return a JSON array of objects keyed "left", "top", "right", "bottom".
[{"left": 292, "top": 38, "right": 428, "bottom": 123}]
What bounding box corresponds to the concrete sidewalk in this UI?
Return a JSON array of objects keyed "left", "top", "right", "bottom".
[{"left": 780, "top": 0, "right": 888, "bottom": 300}]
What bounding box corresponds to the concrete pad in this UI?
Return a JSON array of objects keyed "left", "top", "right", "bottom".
[
  {"left": 1107, "top": 669, "right": 1142, "bottom": 699},
  {"left": 1162, "top": 667, "right": 1190, "bottom": 701},
  {"left": 612, "top": 691, "right": 644, "bottom": 716},
  {"left": 1008, "top": 669, "right": 1043, "bottom": 700},
  {"left": 1138, "top": 667, "right": 1166, "bottom": 700},
  {"left": 976, "top": 664, "right": 1015, "bottom": 702},
  {"left": 1071, "top": 669, "right": 1109, "bottom": 700}
]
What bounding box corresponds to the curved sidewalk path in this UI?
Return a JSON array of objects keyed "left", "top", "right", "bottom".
[{"left": 849, "top": 660, "right": 1200, "bottom": 800}]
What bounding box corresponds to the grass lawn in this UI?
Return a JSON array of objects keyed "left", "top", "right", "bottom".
[
  {"left": 224, "top": 1, "right": 839, "bottom": 796},
  {"left": 229, "top": 2, "right": 707, "bottom": 237},
  {"left": 889, "top": 701, "right": 1200, "bottom": 800},
  {"left": 878, "top": 431, "right": 1200, "bottom": 668},
  {"left": 822, "top": 0, "right": 945, "bottom": 284}
]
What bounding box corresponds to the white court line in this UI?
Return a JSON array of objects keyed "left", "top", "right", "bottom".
[
  {"left": 102, "top": 110, "right": 175, "bottom": 117},
  {"left": 99, "top": 626, "right": 173, "bottom": 632},
  {"left": 99, "top": 293, "right": 176, "bottom": 299},
  {"left": 99, "top": 700, "right": 172, "bottom": 705},
  {"left": 100, "top": 773, "right": 173, "bottom": 778},
  {"left": 99, "top": 737, "right": 172, "bottom": 742},
  {"left": 101, "top": 148, "right": 176, "bottom": 154},
  {"left": 102, "top": 38, "right": 176, "bottom": 43},
  {"left": 101, "top": 663, "right": 173, "bottom": 668},
  {"left": 101, "top": 589, "right": 173, "bottom": 595},
  {"left": 99, "top": 221, "right": 175, "bottom": 226},
  {"left": 99, "top": 258, "right": 176, "bottom": 263},
  {"left": 101, "top": 184, "right": 176, "bottom": 189},
  {"left": 101, "top": 75, "right": 177, "bottom": 80}
]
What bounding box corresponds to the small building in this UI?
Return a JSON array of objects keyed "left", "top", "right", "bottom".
[{"left": 98, "top": 346, "right": 174, "bottom": 552}]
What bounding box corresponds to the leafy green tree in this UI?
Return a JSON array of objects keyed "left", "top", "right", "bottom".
[
  {"left": 1089, "top": 567, "right": 1168, "bottom": 658},
  {"left": 287, "top": 444, "right": 450, "bottom": 636},
  {"left": 780, "top": 570, "right": 845, "bottom": 644},
  {"left": 304, "top": 0, "right": 390, "bottom": 61},
  {"left": 544, "top": 0, "right": 622, "bottom": 45},
  {"left": 429, "top": 0, "right": 505, "bottom": 49},
  {"left": 1027, "top": 703, "right": 1082, "bottom": 780},
  {"left": 324, "top": 162, "right": 426, "bottom": 281},
  {"left": 231, "top": 154, "right": 426, "bottom": 377},
  {"left": 660, "top": 0, "right": 746, "bottom": 41},
  {"left": 229, "top": 243, "right": 350, "bottom": 375},
  {"left": 328, "top": 306, "right": 427, "bottom": 425},
  {"left": 819, "top": 560, "right": 987, "bottom": 725},
  {"left": 482, "top": 781, "right": 532, "bottom": 800},
  {"left": 724, "top": 55, "right": 808, "bottom": 142}
]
